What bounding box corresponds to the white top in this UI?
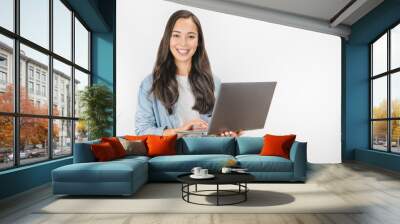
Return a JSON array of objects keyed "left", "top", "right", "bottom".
[{"left": 175, "top": 75, "right": 200, "bottom": 127}]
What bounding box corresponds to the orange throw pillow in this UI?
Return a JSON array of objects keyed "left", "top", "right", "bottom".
[
  {"left": 101, "top": 137, "right": 127, "bottom": 158},
  {"left": 91, "top": 142, "right": 117, "bottom": 161},
  {"left": 124, "top": 135, "right": 149, "bottom": 141},
  {"left": 146, "top": 135, "right": 177, "bottom": 157},
  {"left": 260, "top": 134, "right": 296, "bottom": 159}
]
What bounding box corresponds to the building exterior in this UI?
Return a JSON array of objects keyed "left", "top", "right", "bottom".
[{"left": 0, "top": 41, "right": 80, "bottom": 154}]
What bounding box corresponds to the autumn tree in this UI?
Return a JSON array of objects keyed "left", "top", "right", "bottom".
[
  {"left": 372, "top": 99, "right": 400, "bottom": 143},
  {"left": 0, "top": 84, "right": 60, "bottom": 152}
]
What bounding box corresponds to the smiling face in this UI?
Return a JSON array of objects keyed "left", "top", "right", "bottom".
[{"left": 169, "top": 17, "right": 199, "bottom": 65}]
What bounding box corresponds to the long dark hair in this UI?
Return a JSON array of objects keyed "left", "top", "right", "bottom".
[{"left": 151, "top": 10, "right": 215, "bottom": 115}]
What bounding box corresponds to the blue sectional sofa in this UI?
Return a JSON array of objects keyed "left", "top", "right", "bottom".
[{"left": 52, "top": 137, "right": 307, "bottom": 196}]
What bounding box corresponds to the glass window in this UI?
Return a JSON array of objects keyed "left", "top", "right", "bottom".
[
  {"left": 74, "top": 69, "right": 89, "bottom": 118},
  {"left": 372, "top": 77, "right": 387, "bottom": 119},
  {"left": 372, "top": 121, "right": 388, "bottom": 151},
  {"left": 19, "top": 117, "right": 49, "bottom": 165},
  {"left": 371, "top": 25, "right": 400, "bottom": 154},
  {"left": 74, "top": 18, "right": 89, "bottom": 69},
  {"left": 20, "top": 0, "right": 49, "bottom": 49},
  {"left": 392, "top": 72, "right": 400, "bottom": 118},
  {"left": 372, "top": 34, "right": 387, "bottom": 76},
  {"left": 75, "top": 120, "right": 88, "bottom": 143},
  {"left": 36, "top": 84, "right": 40, "bottom": 95},
  {"left": 0, "top": 54, "right": 7, "bottom": 67},
  {"left": 20, "top": 44, "right": 49, "bottom": 115},
  {"left": 28, "top": 67, "right": 34, "bottom": 79},
  {"left": 0, "top": 0, "right": 14, "bottom": 31},
  {"left": 35, "top": 70, "right": 40, "bottom": 80},
  {"left": 0, "top": 0, "right": 92, "bottom": 170},
  {"left": 0, "top": 116, "right": 13, "bottom": 170},
  {"left": 53, "top": 0, "right": 72, "bottom": 60},
  {"left": 53, "top": 119, "right": 72, "bottom": 158},
  {"left": 0, "top": 71, "right": 7, "bottom": 84},
  {"left": 28, "top": 81, "right": 34, "bottom": 93},
  {"left": 42, "top": 85, "right": 46, "bottom": 96},
  {"left": 392, "top": 24, "right": 400, "bottom": 70},
  {"left": 391, "top": 120, "right": 400, "bottom": 153},
  {"left": 53, "top": 59, "right": 71, "bottom": 117},
  {"left": 0, "top": 34, "right": 14, "bottom": 113}
]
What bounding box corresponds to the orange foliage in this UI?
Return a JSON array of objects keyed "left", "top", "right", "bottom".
[{"left": 0, "top": 84, "right": 60, "bottom": 149}]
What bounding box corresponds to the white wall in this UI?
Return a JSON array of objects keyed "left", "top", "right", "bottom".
[{"left": 116, "top": 0, "right": 341, "bottom": 163}]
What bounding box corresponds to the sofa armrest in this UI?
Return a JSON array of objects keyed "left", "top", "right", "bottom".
[
  {"left": 73, "top": 140, "right": 100, "bottom": 163},
  {"left": 289, "top": 141, "right": 307, "bottom": 181}
]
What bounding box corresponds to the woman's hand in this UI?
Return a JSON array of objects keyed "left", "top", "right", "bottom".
[
  {"left": 218, "top": 129, "right": 243, "bottom": 137},
  {"left": 179, "top": 118, "right": 208, "bottom": 131},
  {"left": 162, "top": 119, "right": 208, "bottom": 136}
]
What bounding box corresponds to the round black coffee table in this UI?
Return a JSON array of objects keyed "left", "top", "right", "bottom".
[{"left": 177, "top": 173, "right": 255, "bottom": 206}]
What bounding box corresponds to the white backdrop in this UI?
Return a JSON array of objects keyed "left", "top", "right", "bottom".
[{"left": 116, "top": 0, "right": 341, "bottom": 163}]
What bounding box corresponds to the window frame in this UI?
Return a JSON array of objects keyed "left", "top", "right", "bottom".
[
  {"left": 370, "top": 20, "right": 400, "bottom": 154},
  {"left": 0, "top": 0, "right": 92, "bottom": 171}
]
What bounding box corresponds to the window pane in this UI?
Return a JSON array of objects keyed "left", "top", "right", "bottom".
[
  {"left": 20, "top": 44, "right": 49, "bottom": 115},
  {"left": 75, "top": 120, "right": 88, "bottom": 143},
  {"left": 0, "top": 34, "right": 14, "bottom": 113},
  {"left": 392, "top": 24, "right": 400, "bottom": 70},
  {"left": 20, "top": 117, "right": 49, "bottom": 165},
  {"left": 0, "top": 116, "right": 13, "bottom": 170},
  {"left": 372, "top": 77, "right": 387, "bottom": 119},
  {"left": 74, "top": 69, "right": 89, "bottom": 118},
  {"left": 392, "top": 72, "right": 400, "bottom": 118},
  {"left": 53, "top": 119, "right": 72, "bottom": 157},
  {"left": 53, "top": 0, "right": 72, "bottom": 60},
  {"left": 0, "top": 0, "right": 13, "bottom": 31},
  {"left": 20, "top": 0, "right": 49, "bottom": 49},
  {"left": 75, "top": 18, "right": 89, "bottom": 69},
  {"left": 391, "top": 120, "right": 400, "bottom": 153},
  {"left": 372, "top": 121, "right": 388, "bottom": 151},
  {"left": 372, "top": 33, "right": 387, "bottom": 76},
  {"left": 53, "top": 59, "right": 72, "bottom": 117}
]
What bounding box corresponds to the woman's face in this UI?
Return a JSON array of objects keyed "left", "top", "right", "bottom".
[{"left": 169, "top": 17, "right": 199, "bottom": 64}]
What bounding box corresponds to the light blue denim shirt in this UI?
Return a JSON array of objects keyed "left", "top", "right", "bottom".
[{"left": 134, "top": 74, "right": 221, "bottom": 135}]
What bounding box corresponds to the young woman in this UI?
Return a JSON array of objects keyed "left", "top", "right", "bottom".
[{"left": 135, "top": 10, "right": 240, "bottom": 137}]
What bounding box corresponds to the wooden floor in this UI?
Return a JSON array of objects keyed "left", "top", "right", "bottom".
[{"left": 1, "top": 162, "right": 400, "bottom": 224}]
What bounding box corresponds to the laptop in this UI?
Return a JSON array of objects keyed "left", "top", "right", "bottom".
[{"left": 176, "top": 81, "right": 277, "bottom": 136}]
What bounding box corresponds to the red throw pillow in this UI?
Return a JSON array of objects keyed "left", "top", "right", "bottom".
[
  {"left": 91, "top": 142, "right": 117, "bottom": 161},
  {"left": 259, "top": 134, "right": 296, "bottom": 159},
  {"left": 146, "top": 135, "right": 177, "bottom": 157},
  {"left": 101, "top": 137, "right": 127, "bottom": 158}
]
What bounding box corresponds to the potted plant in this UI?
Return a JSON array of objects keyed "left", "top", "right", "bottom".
[{"left": 79, "top": 84, "right": 113, "bottom": 140}]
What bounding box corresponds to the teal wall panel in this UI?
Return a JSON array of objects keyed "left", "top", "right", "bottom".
[
  {"left": 92, "top": 32, "right": 114, "bottom": 88},
  {"left": 0, "top": 158, "right": 72, "bottom": 199}
]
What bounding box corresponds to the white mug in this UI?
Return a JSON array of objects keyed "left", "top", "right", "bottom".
[
  {"left": 191, "top": 167, "right": 202, "bottom": 176},
  {"left": 200, "top": 169, "right": 208, "bottom": 176},
  {"left": 221, "top": 167, "right": 232, "bottom": 174}
]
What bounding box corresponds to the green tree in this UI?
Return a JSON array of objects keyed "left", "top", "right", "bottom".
[{"left": 79, "top": 84, "right": 113, "bottom": 140}]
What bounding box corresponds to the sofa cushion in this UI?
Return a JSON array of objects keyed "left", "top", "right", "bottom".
[
  {"left": 118, "top": 138, "right": 147, "bottom": 156},
  {"left": 101, "top": 137, "right": 127, "bottom": 158},
  {"left": 178, "top": 137, "right": 235, "bottom": 155},
  {"left": 236, "top": 155, "right": 293, "bottom": 172},
  {"left": 235, "top": 137, "right": 263, "bottom": 155},
  {"left": 53, "top": 158, "right": 147, "bottom": 183},
  {"left": 260, "top": 134, "right": 296, "bottom": 159},
  {"left": 74, "top": 139, "right": 100, "bottom": 163},
  {"left": 91, "top": 142, "right": 118, "bottom": 161},
  {"left": 147, "top": 135, "right": 177, "bottom": 157},
  {"left": 148, "top": 154, "right": 235, "bottom": 172}
]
